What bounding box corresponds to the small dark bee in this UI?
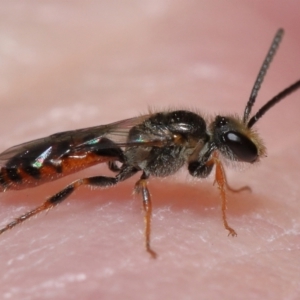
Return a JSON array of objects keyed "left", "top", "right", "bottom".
[{"left": 0, "top": 29, "right": 299, "bottom": 258}]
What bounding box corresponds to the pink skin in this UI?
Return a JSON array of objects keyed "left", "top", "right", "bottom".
[{"left": 0, "top": 2, "right": 300, "bottom": 299}]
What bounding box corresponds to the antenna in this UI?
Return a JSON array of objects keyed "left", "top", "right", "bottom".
[
  {"left": 243, "top": 29, "right": 284, "bottom": 123},
  {"left": 247, "top": 80, "right": 300, "bottom": 128}
]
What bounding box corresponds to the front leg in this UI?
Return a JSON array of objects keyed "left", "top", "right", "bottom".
[
  {"left": 212, "top": 153, "right": 237, "bottom": 237},
  {"left": 188, "top": 151, "right": 237, "bottom": 237}
]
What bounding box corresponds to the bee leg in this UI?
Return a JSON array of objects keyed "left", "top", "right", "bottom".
[
  {"left": 134, "top": 172, "right": 157, "bottom": 259},
  {"left": 225, "top": 181, "right": 251, "bottom": 193},
  {"left": 0, "top": 165, "right": 138, "bottom": 235},
  {"left": 212, "top": 153, "right": 237, "bottom": 237},
  {"left": 189, "top": 152, "right": 237, "bottom": 237}
]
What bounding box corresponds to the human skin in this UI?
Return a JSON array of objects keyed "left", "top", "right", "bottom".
[{"left": 0, "top": 1, "right": 300, "bottom": 300}]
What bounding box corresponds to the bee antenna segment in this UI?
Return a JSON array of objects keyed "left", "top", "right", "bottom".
[
  {"left": 243, "top": 28, "right": 284, "bottom": 123},
  {"left": 247, "top": 80, "right": 300, "bottom": 128}
]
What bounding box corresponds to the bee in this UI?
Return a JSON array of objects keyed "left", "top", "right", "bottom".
[{"left": 0, "top": 29, "right": 299, "bottom": 258}]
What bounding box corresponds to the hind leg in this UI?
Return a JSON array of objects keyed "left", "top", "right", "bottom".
[{"left": 0, "top": 165, "right": 138, "bottom": 235}]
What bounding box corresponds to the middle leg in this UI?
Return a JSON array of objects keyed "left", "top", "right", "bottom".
[{"left": 134, "top": 172, "right": 157, "bottom": 258}]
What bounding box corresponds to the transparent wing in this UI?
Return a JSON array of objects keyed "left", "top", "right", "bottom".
[{"left": 0, "top": 114, "right": 173, "bottom": 168}]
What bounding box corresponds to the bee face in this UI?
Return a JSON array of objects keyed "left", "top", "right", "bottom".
[{"left": 211, "top": 116, "right": 263, "bottom": 163}]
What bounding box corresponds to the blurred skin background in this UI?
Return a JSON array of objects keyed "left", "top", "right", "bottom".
[{"left": 0, "top": 1, "right": 300, "bottom": 300}]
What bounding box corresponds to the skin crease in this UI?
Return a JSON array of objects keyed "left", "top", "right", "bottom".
[{"left": 0, "top": 1, "right": 300, "bottom": 299}]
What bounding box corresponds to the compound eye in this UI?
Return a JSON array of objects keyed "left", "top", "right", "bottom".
[{"left": 223, "top": 131, "right": 258, "bottom": 163}]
